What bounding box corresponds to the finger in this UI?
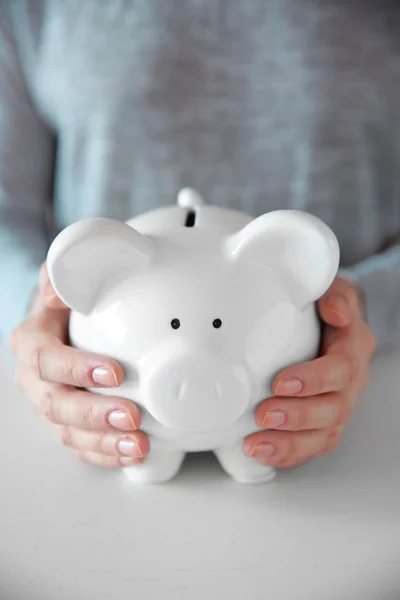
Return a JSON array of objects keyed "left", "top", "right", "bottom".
[
  {"left": 74, "top": 450, "right": 145, "bottom": 468},
  {"left": 15, "top": 361, "right": 41, "bottom": 406},
  {"left": 320, "top": 321, "right": 375, "bottom": 395},
  {"left": 272, "top": 353, "right": 355, "bottom": 397},
  {"left": 55, "top": 425, "right": 150, "bottom": 458},
  {"left": 17, "top": 364, "right": 147, "bottom": 460},
  {"left": 11, "top": 305, "right": 123, "bottom": 388},
  {"left": 16, "top": 364, "right": 141, "bottom": 431},
  {"left": 39, "top": 262, "right": 68, "bottom": 310},
  {"left": 243, "top": 429, "right": 331, "bottom": 468},
  {"left": 318, "top": 277, "right": 364, "bottom": 328},
  {"left": 11, "top": 264, "right": 73, "bottom": 345},
  {"left": 15, "top": 331, "right": 124, "bottom": 388},
  {"left": 14, "top": 361, "right": 44, "bottom": 416},
  {"left": 10, "top": 309, "right": 69, "bottom": 356},
  {"left": 255, "top": 392, "right": 351, "bottom": 432},
  {"left": 44, "top": 387, "right": 142, "bottom": 431},
  {"left": 323, "top": 318, "right": 376, "bottom": 361},
  {"left": 321, "top": 425, "right": 346, "bottom": 455}
]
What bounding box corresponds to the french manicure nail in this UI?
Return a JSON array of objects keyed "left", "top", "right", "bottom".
[
  {"left": 275, "top": 378, "right": 302, "bottom": 396},
  {"left": 92, "top": 367, "right": 118, "bottom": 386},
  {"left": 250, "top": 442, "right": 275, "bottom": 458},
  {"left": 108, "top": 410, "right": 137, "bottom": 431},
  {"left": 261, "top": 410, "right": 286, "bottom": 429},
  {"left": 325, "top": 294, "right": 351, "bottom": 321},
  {"left": 117, "top": 438, "right": 143, "bottom": 458}
]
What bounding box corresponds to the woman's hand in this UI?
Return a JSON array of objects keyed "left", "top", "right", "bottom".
[
  {"left": 244, "top": 277, "right": 376, "bottom": 468},
  {"left": 10, "top": 263, "right": 150, "bottom": 468}
]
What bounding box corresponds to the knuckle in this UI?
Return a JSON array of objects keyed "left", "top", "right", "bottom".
[
  {"left": 9, "top": 327, "right": 19, "bottom": 354},
  {"left": 335, "top": 396, "right": 352, "bottom": 427},
  {"left": 58, "top": 425, "right": 72, "bottom": 448},
  {"left": 34, "top": 313, "right": 49, "bottom": 331},
  {"left": 292, "top": 406, "right": 310, "bottom": 431},
  {"left": 14, "top": 363, "right": 24, "bottom": 389},
  {"left": 342, "top": 352, "right": 357, "bottom": 387},
  {"left": 97, "top": 432, "right": 109, "bottom": 454},
  {"left": 40, "top": 389, "right": 58, "bottom": 424},
  {"left": 284, "top": 434, "right": 300, "bottom": 462},
  {"left": 80, "top": 402, "right": 97, "bottom": 430},
  {"left": 16, "top": 320, "right": 30, "bottom": 336},
  {"left": 11, "top": 318, "right": 45, "bottom": 355},
  {"left": 10, "top": 320, "right": 33, "bottom": 352},
  {"left": 323, "top": 429, "right": 341, "bottom": 454},
  {"left": 316, "top": 365, "right": 332, "bottom": 392},
  {"left": 66, "top": 362, "right": 85, "bottom": 388},
  {"left": 30, "top": 345, "right": 46, "bottom": 380}
]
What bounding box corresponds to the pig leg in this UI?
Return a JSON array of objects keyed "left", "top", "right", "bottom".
[
  {"left": 123, "top": 447, "right": 185, "bottom": 484},
  {"left": 215, "top": 442, "right": 276, "bottom": 484}
]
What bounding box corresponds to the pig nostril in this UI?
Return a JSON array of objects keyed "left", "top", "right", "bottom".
[
  {"left": 177, "top": 381, "right": 187, "bottom": 401},
  {"left": 213, "top": 382, "right": 222, "bottom": 399}
]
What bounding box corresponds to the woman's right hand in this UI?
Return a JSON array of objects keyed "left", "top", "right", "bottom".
[{"left": 9, "top": 263, "right": 150, "bottom": 468}]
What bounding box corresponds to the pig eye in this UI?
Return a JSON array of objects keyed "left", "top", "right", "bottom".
[
  {"left": 213, "top": 318, "right": 222, "bottom": 329},
  {"left": 171, "top": 318, "right": 181, "bottom": 330}
]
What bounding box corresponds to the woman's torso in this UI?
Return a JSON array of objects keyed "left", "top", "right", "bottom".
[{"left": 11, "top": 0, "right": 400, "bottom": 266}]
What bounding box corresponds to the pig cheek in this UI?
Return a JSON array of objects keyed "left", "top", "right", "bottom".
[{"left": 244, "top": 303, "right": 297, "bottom": 373}]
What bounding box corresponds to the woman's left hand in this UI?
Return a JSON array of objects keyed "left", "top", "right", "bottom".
[{"left": 243, "top": 277, "right": 376, "bottom": 468}]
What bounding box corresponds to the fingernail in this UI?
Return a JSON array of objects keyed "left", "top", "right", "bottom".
[
  {"left": 275, "top": 378, "right": 302, "bottom": 396},
  {"left": 261, "top": 410, "right": 286, "bottom": 429},
  {"left": 249, "top": 442, "right": 275, "bottom": 458},
  {"left": 92, "top": 367, "right": 118, "bottom": 387},
  {"left": 108, "top": 410, "right": 137, "bottom": 431},
  {"left": 325, "top": 294, "right": 349, "bottom": 320},
  {"left": 117, "top": 438, "right": 144, "bottom": 458}
]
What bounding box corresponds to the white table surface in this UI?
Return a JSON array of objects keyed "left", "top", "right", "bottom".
[{"left": 0, "top": 347, "right": 399, "bottom": 600}]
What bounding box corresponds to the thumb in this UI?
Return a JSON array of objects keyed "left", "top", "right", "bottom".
[
  {"left": 317, "top": 277, "right": 363, "bottom": 328},
  {"left": 39, "top": 262, "right": 69, "bottom": 311}
]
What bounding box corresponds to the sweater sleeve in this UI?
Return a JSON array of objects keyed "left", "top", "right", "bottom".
[
  {"left": 339, "top": 242, "right": 400, "bottom": 351},
  {"left": 0, "top": 4, "right": 55, "bottom": 343}
]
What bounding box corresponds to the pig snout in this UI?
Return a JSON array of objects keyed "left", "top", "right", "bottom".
[{"left": 142, "top": 353, "right": 251, "bottom": 432}]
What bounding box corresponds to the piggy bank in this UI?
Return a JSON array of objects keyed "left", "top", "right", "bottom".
[{"left": 47, "top": 188, "right": 339, "bottom": 485}]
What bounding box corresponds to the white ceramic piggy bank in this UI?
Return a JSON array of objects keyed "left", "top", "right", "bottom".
[{"left": 47, "top": 189, "right": 339, "bottom": 485}]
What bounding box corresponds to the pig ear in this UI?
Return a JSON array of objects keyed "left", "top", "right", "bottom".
[
  {"left": 226, "top": 210, "right": 340, "bottom": 308},
  {"left": 47, "top": 218, "right": 155, "bottom": 315}
]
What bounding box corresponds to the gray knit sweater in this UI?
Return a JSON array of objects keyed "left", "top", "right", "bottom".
[{"left": 0, "top": 0, "right": 399, "bottom": 348}]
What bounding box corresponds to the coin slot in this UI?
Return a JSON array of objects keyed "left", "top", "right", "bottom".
[{"left": 184, "top": 210, "right": 196, "bottom": 227}]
